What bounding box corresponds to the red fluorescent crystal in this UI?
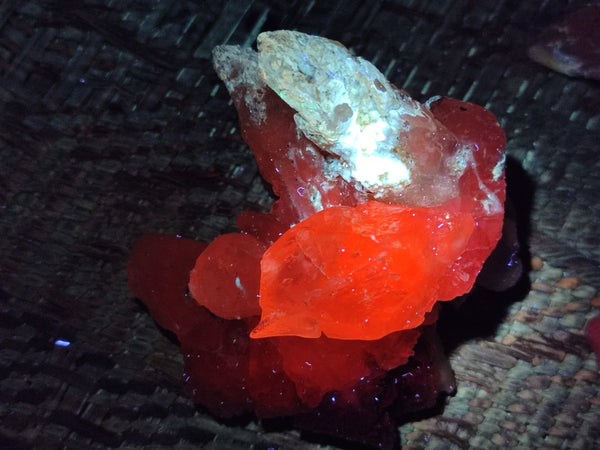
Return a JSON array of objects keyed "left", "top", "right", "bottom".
[
  {"left": 247, "top": 95, "right": 506, "bottom": 340},
  {"left": 253, "top": 201, "right": 475, "bottom": 340},
  {"left": 128, "top": 31, "right": 507, "bottom": 448},
  {"left": 127, "top": 234, "right": 207, "bottom": 336},
  {"left": 232, "top": 83, "right": 365, "bottom": 243}
]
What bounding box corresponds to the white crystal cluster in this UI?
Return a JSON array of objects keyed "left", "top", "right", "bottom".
[{"left": 256, "top": 30, "right": 430, "bottom": 194}]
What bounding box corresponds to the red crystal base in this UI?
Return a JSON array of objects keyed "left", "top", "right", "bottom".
[
  {"left": 128, "top": 234, "right": 451, "bottom": 448},
  {"left": 128, "top": 50, "right": 507, "bottom": 445}
]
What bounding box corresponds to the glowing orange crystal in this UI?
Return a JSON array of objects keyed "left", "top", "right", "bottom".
[{"left": 252, "top": 201, "right": 475, "bottom": 340}]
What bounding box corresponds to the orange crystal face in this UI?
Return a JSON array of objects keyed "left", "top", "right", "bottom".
[
  {"left": 251, "top": 201, "right": 475, "bottom": 340},
  {"left": 189, "top": 233, "right": 266, "bottom": 320}
]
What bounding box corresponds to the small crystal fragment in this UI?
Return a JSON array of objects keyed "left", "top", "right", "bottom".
[{"left": 189, "top": 233, "right": 266, "bottom": 319}]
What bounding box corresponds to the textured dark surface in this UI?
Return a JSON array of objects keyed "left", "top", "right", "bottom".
[{"left": 1, "top": 1, "right": 599, "bottom": 449}]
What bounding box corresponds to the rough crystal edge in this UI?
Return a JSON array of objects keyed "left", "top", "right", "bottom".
[{"left": 212, "top": 45, "right": 267, "bottom": 126}]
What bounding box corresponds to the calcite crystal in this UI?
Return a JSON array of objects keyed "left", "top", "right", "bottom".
[{"left": 128, "top": 30, "right": 507, "bottom": 448}]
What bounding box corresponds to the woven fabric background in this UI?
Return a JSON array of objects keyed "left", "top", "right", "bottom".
[{"left": 1, "top": 0, "right": 599, "bottom": 448}]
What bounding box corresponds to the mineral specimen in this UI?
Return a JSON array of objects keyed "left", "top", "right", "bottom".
[
  {"left": 128, "top": 30, "right": 508, "bottom": 448},
  {"left": 528, "top": 5, "right": 600, "bottom": 80}
]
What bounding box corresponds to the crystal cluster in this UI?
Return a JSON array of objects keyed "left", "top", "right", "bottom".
[{"left": 128, "top": 30, "right": 507, "bottom": 448}]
